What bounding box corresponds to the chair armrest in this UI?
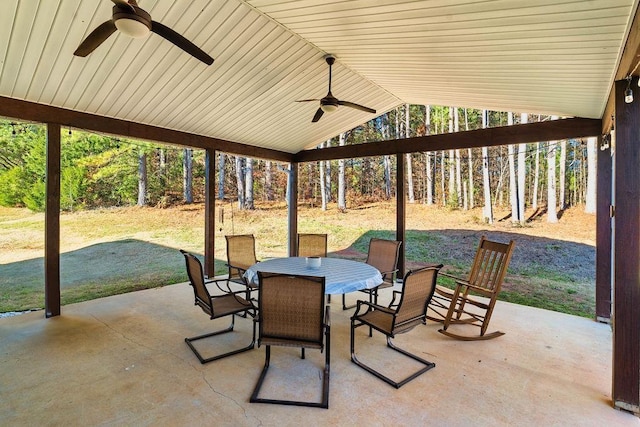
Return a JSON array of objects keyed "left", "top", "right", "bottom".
[
  {"left": 225, "top": 262, "right": 248, "bottom": 273},
  {"left": 208, "top": 278, "right": 235, "bottom": 294},
  {"left": 389, "top": 290, "right": 402, "bottom": 308},
  {"left": 453, "top": 280, "right": 494, "bottom": 296},
  {"left": 354, "top": 299, "right": 395, "bottom": 317},
  {"left": 439, "top": 272, "right": 464, "bottom": 281},
  {"left": 324, "top": 306, "right": 331, "bottom": 328},
  {"left": 379, "top": 268, "right": 399, "bottom": 279}
]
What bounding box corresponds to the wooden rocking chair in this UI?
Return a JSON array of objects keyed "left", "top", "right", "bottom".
[{"left": 428, "top": 236, "right": 515, "bottom": 341}]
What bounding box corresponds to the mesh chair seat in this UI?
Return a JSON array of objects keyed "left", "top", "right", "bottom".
[
  {"left": 211, "top": 294, "right": 255, "bottom": 317},
  {"left": 259, "top": 337, "right": 324, "bottom": 349}
]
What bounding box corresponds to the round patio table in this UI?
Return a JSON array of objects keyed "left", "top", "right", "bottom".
[{"left": 244, "top": 257, "right": 382, "bottom": 295}]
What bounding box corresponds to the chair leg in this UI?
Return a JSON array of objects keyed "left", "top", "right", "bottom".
[
  {"left": 250, "top": 345, "right": 329, "bottom": 408},
  {"left": 342, "top": 293, "right": 356, "bottom": 311},
  {"left": 185, "top": 314, "right": 256, "bottom": 364},
  {"left": 350, "top": 318, "right": 435, "bottom": 389}
]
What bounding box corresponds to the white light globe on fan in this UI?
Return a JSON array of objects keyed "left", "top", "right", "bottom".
[
  {"left": 115, "top": 18, "right": 150, "bottom": 38},
  {"left": 320, "top": 104, "right": 338, "bottom": 113}
]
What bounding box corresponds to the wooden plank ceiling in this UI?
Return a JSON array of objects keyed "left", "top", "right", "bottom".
[{"left": 0, "top": 0, "right": 636, "bottom": 154}]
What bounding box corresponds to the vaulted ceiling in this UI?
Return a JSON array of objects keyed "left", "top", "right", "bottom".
[{"left": 0, "top": 0, "right": 637, "bottom": 154}]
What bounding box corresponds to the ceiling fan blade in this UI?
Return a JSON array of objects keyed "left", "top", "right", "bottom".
[
  {"left": 111, "top": 0, "right": 135, "bottom": 12},
  {"left": 74, "top": 20, "right": 117, "bottom": 57},
  {"left": 151, "top": 21, "right": 213, "bottom": 65},
  {"left": 295, "top": 99, "right": 320, "bottom": 103},
  {"left": 312, "top": 108, "right": 324, "bottom": 123},
  {"left": 338, "top": 100, "right": 376, "bottom": 114}
]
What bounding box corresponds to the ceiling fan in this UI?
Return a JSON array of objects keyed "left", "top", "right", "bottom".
[
  {"left": 73, "top": 0, "right": 213, "bottom": 65},
  {"left": 296, "top": 55, "right": 376, "bottom": 122}
]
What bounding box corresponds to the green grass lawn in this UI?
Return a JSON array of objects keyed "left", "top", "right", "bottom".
[{"left": 0, "top": 203, "right": 596, "bottom": 318}]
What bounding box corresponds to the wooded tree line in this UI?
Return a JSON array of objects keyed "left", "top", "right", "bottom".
[{"left": 0, "top": 105, "right": 596, "bottom": 223}]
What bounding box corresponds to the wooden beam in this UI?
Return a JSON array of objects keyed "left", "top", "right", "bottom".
[
  {"left": 294, "top": 118, "right": 601, "bottom": 162},
  {"left": 613, "top": 76, "right": 640, "bottom": 414},
  {"left": 595, "top": 134, "right": 612, "bottom": 323},
  {"left": 396, "top": 153, "right": 405, "bottom": 277},
  {"left": 0, "top": 96, "right": 293, "bottom": 163},
  {"left": 204, "top": 149, "right": 215, "bottom": 277},
  {"left": 602, "top": 3, "right": 640, "bottom": 134},
  {"left": 45, "top": 123, "right": 61, "bottom": 318},
  {"left": 288, "top": 163, "right": 298, "bottom": 257}
]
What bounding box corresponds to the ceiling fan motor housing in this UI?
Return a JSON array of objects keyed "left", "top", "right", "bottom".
[{"left": 113, "top": 4, "right": 152, "bottom": 37}]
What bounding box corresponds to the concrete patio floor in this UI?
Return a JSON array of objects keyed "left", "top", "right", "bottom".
[{"left": 0, "top": 283, "right": 637, "bottom": 426}]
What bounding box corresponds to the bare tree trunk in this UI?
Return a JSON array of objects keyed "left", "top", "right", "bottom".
[
  {"left": 448, "top": 107, "right": 455, "bottom": 205},
  {"left": 382, "top": 118, "right": 392, "bottom": 199},
  {"left": 532, "top": 142, "right": 540, "bottom": 210},
  {"left": 159, "top": 148, "right": 166, "bottom": 190},
  {"left": 507, "top": 113, "right": 518, "bottom": 223},
  {"left": 183, "top": 148, "right": 193, "bottom": 204},
  {"left": 405, "top": 104, "right": 415, "bottom": 203},
  {"left": 547, "top": 140, "right": 558, "bottom": 223},
  {"left": 425, "top": 105, "right": 433, "bottom": 205},
  {"left": 137, "top": 151, "right": 147, "bottom": 206},
  {"left": 441, "top": 151, "right": 446, "bottom": 206},
  {"left": 324, "top": 139, "right": 332, "bottom": 203},
  {"left": 463, "top": 181, "right": 468, "bottom": 210},
  {"left": 481, "top": 110, "right": 493, "bottom": 223},
  {"left": 244, "top": 157, "right": 254, "bottom": 210},
  {"left": 338, "top": 133, "right": 346, "bottom": 211},
  {"left": 465, "top": 108, "right": 474, "bottom": 209},
  {"left": 518, "top": 113, "right": 528, "bottom": 224},
  {"left": 235, "top": 156, "right": 245, "bottom": 209},
  {"left": 319, "top": 142, "right": 327, "bottom": 210},
  {"left": 218, "top": 152, "right": 225, "bottom": 200},
  {"left": 454, "top": 107, "right": 462, "bottom": 207},
  {"left": 585, "top": 136, "right": 597, "bottom": 213},
  {"left": 264, "top": 160, "right": 274, "bottom": 201},
  {"left": 559, "top": 139, "right": 566, "bottom": 209},
  {"left": 482, "top": 146, "right": 492, "bottom": 223},
  {"left": 495, "top": 146, "right": 506, "bottom": 207}
]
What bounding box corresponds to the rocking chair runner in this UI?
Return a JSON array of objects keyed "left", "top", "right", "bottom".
[
  {"left": 428, "top": 236, "right": 515, "bottom": 341},
  {"left": 251, "top": 272, "right": 330, "bottom": 408},
  {"left": 180, "top": 250, "right": 256, "bottom": 364},
  {"left": 351, "top": 265, "right": 442, "bottom": 388}
]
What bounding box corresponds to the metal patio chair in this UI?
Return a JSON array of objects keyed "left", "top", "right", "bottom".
[
  {"left": 343, "top": 238, "right": 401, "bottom": 310},
  {"left": 350, "top": 264, "right": 442, "bottom": 388},
  {"left": 297, "top": 233, "right": 328, "bottom": 258},
  {"left": 225, "top": 234, "right": 259, "bottom": 298},
  {"left": 250, "top": 272, "right": 330, "bottom": 408},
  {"left": 180, "top": 250, "right": 256, "bottom": 364}
]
